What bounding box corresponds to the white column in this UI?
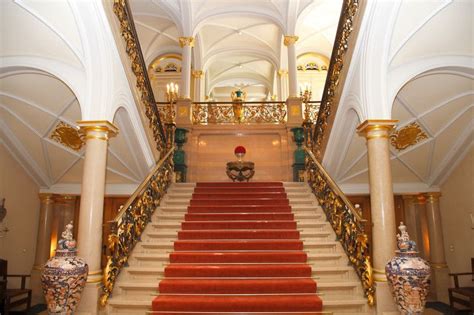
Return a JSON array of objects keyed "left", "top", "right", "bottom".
[
  {"left": 76, "top": 120, "right": 118, "bottom": 313},
  {"left": 278, "top": 69, "right": 288, "bottom": 101},
  {"left": 284, "top": 35, "right": 299, "bottom": 98},
  {"left": 179, "top": 37, "right": 194, "bottom": 100},
  {"left": 357, "top": 119, "right": 398, "bottom": 314},
  {"left": 192, "top": 70, "right": 203, "bottom": 101}
]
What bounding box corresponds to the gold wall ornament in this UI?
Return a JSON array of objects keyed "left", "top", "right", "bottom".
[
  {"left": 50, "top": 121, "right": 85, "bottom": 151},
  {"left": 113, "top": 0, "right": 167, "bottom": 156},
  {"left": 390, "top": 122, "right": 428, "bottom": 151},
  {"left": 283, "top": 35, "right": 299, "bottom": 46},
  {"left": 304, "top": 147, "right": 375, "bottom": 305},
  {"left": 312, "top": 0, "right": 361, "bottom": 160},
  {"left": 192, "top": 70, "right": 204, "bottom": 78},
  {"left": 100, "top": 148, "right": 174, "bottom": 306},
  {"left": 179, "top": 37, "right": 195, "bottom": 48}
]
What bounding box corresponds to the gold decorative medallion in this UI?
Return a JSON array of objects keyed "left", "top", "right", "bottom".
[
  {"left": 50, "top": 121, "right": 84, "bottom": 151},
  {"left": 390, "top": 122, "right": 428, "bottom": 151}
]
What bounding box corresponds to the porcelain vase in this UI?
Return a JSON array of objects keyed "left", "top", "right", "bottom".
[
  {"left": 41, "top": 222, "right": 88, "bottom": 314},
  {"left": 385, "top": 222, "right": 431, "bottom": 315}
]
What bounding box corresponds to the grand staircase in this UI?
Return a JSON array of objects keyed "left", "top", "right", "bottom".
[{"left": 107, "top": 182, "right": 371, "bottom": 314}]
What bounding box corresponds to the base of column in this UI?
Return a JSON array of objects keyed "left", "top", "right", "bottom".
[
  {"left": 431, "top": 265, "right": 451, "bottom": 304},
  {"left": 30, "top": 268, "right": 45, "bottom": 305},
  {"left": 76, "top": 281, "right": 101, "bottom": 314},
  {"left": 374, "top": 281, "right": 398, "bottom": 314}
]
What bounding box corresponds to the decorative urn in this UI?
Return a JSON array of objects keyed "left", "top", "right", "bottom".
[
  {"left": 234, "top": 145, "right": 246, "bottom": 161},
  {"left": 41, "top": 222, "right": 88, "bottom": 314},
  {"left": 385, "top": 222, "right": 431, "bottom": 314}
]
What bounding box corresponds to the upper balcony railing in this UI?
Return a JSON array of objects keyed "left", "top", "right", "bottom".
[{"left": 156, "top": 100, "right": 320, "bottom": 125}]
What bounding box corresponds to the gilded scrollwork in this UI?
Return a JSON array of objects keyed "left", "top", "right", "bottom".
[
  {"left": 304, "top": 147, "right": 375, "bottom": 305},
  {"left": 113, "top": 0, "right": 167, "bottom": 155},
  {"left": 100, "top": 149, "right": 174, "bottom": 306},
  {"left": 192, "top": 102, "right": 287, "bottom": 125},
  {"left": 312, "top": 0, "right": 360, "bottom": 160}
]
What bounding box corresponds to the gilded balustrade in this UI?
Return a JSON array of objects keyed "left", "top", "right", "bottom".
[
  {"left": 100, "top": 148, "right": 174, "bottom": 306},
  {"left": 304, "top": 147, "right": 375, "bottom": 305},
  {"left": 113, "top": 0, "right": 167, "bottom": 155},
  {"left": 312, "top": 0, "right": 361, "bottom": 160},
  {"left": 192, "top": 101, "right": 287, "bottom": 125}
]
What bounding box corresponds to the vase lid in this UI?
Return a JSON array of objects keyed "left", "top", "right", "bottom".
[
  {"left": 396, "top": 221, "right": 418, "bottom": 253},
  {"left": 55, "top": 221, "right": 78, "bottom": 255}
]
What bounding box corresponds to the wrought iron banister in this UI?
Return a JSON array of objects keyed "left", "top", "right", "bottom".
[
  {"left": 304, "top": 146, "right": 374, "bottom": 305},
  {"left": 100, "top": 148, "right": 174, "bottom": 305},
  {"left": 113, "top": 0, "right": 168, "bottom": 154},
  {"left": 312, "top": 0, "right": 362, "bottom": 160}
]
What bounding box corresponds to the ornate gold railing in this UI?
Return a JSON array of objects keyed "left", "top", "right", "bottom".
[
  {"left": 113, "top": 0, "right": 168, "bottom": 154},
  {"left": 312, "top": 0, "right": 362, "bottom": 160},
  {"left": 100, "top": 148, "right": 174, "bottom": 306},
  {"left": 192, "top": 101, "right": 287, "bottom": 125},
  {"left": 304, "top": 101, "right": 321, "bottom": 123},
  {"left": 156, "top": 102, "right": 176, "bottom": 125},
  {"left": 304, "top": 147, "right": 374, "bottom": 305}
]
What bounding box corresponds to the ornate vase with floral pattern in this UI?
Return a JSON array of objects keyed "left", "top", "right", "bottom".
[
  {"left": 41, "top": 222, "right": 88, "bottom": 314},
  {"left": 385, "top": 222, "right": 431, "bottom": 315}
]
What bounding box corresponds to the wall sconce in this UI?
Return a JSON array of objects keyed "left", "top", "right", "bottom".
[{"left": 0, "top": 198, "right": 9, "bottom": 238}]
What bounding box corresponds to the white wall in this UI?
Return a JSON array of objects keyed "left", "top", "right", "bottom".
[
  {"left": 440, "top": 147, "right": 474, "bottom": 286},
  {"left": 0, "top": 142, "right": 40, "bottom": 287}
]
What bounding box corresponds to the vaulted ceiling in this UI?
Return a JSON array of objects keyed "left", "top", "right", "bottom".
[{"left": 129, "top": 0, "right": 343, "bottom": 99}]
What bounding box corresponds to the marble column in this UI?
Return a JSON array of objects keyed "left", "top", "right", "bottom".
[
  {"left": 76, "top": 120, "right": 118, "bottom": 313},
  {"left": 55, "top": 195, "right": 77, "bottom": 237},
  {"left": 179, "top": 37, "right": 194, "bottom": 100},
  {"left": 283, "top": 35, "right": 299, "bottom": 98},
  {"left": 30, "top": 193, "right": 55, "bottom": 304},
  {"left": 425, "top": 192, "right": 450, "bottom": 303},
  {"left": 415, "top": 194, "right": 431, "bottom": 261},
  {"left": 357, "top": 119, "right": 398, "bottom": 314},
  {"left": 192, "top": 70, "right": 204, "bottom": 101}
]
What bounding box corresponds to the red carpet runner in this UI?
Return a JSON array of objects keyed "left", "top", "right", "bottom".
[{"left": 152, "top": 182, "right": 323, "bottom": 314}]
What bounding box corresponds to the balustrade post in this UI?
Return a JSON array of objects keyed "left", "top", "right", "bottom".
[
  {"left": 76, "top": 120, "right": 118, "bottom": 313},
  {"left": 357, "top": 119, "right": 398, "bottom": 314}
]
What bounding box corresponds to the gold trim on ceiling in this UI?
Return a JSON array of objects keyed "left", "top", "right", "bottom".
[
  {"left": 390, "top": 122, "right": 428, "bottom": 151},
  {"left": 49, "top": 121, "right": 85, "bottom": 151}
]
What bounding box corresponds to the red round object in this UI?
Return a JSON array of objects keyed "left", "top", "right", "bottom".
[{"left": 234, "top": 146, "right": 246, "bottom": 154}]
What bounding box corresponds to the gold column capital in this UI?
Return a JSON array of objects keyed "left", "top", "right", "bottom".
[
  {"left": 54, "top": 194, "right": 77, "bottom": 204},
  {"left": 416, "top": 193, "right": 427, "bottom": 205},
  {"left": 283, "top": 35, "right": 299, "bottom": 46},
  {"left": 426, "top": 192, "right": 442, "bottom": 203},
  {"left": 39, "top": 193, "right": 55, "bottom": 203},
  {"left": 192, "top": 70, "right": 203, "bottom": 78},
  {"left": 278, "top": 69, "right": 288, "bottom": 77},
  {"left": 179, "top": 36, "right": 195, "bottom": 48},
  {"left": 77, "top": 120, "right": 119, "bottom": 141},
  {"left": 357, "top": 119, "right": 398, "bottom": 140}
]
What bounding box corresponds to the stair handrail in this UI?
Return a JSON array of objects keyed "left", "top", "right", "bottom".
[
  {"left": 100, "top": 148, "right": 175, "bottom": 306},
  {"left": 304, "top": 146, "right": 375, "bottom": 305}
]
